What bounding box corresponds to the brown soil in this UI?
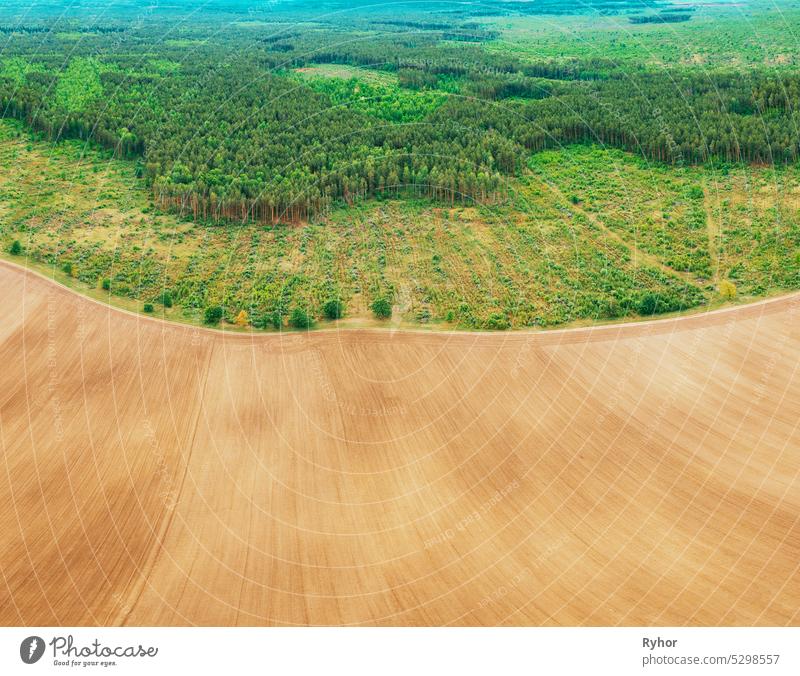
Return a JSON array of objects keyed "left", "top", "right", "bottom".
[{"left": 0, "top": 261, "right": 798, "bottom": 626}]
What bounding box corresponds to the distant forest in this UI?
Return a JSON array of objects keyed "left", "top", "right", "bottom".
[{"left": 1, "top": 4, "right": 798, "bottom": 225}]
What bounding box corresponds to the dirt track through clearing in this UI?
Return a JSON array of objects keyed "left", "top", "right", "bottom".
[{"left": 0, "top": 261, "right": 798, "bottom": 626}]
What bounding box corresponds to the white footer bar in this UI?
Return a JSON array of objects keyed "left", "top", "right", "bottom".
[{"left": 1, "top": 627, "right": 797, "bottom": 675}]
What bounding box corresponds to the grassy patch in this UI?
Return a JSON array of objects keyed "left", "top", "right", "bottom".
[
  {"left": 484, "top": 3, "right": 800, "bottom": 71},
  {"left": 293, "top": 64, "right": 396, "bottom": 85},
  {"left": 291, "top": 73, "right": 448, "bottom": 123}
]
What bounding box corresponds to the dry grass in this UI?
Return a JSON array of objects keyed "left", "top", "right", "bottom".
[{"left": 293, "top": 64, "right": 396, "bottom": 85}]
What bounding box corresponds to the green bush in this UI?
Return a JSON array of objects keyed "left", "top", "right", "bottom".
[
  {"left": 601, "top": 299, "right": 622, "bottom": 319},
  {"left": 485, "top": 312, "right": 509, "bottom": 330},
  {"left": 160, "top": 291, "right": 173, "bottom": 308},
  {"left": 62, "top": 262, "right": 73, "bottom": 276},
  {"left": 323, "top": 299, "right": 345, "bottom": 320},
  {"left": 101, "top": 278, "right": 110, "bottom": 291},
  {"left": 371, "top": 297, "right": 392, "bottom": 319},
  {"left": 9, "top": 240, "right": 22, "bottom": 255},
  {"left": 638, "top": 293, "right": 680, "bottom": 316},
  {"left": 143, "top": 303, "right": 154, "bottom": 313},
  {"left": 253, "top": 310, "right": 283, "bottom": 329},
  {"left": 290, "top": 307, "right": 313, "bottom": 329},
  {"left": 269, "top": 311, "right": 283, "bottom": 329},
  {"left": 638, "top": 294, "right": 659, "bottom": 315},
  {"left": 204, "top": 305, "right": 223, "bottom": 324}
]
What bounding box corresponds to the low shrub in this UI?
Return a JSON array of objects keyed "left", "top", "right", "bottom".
[
  {"left": 234, "top": 309, "right": 249, "bottom": 327},
  {"left": 290, "top": 307, "right": 313, "bottom": 329},
  {"left": 718, "top": 280, "right": 737, "bottom": 299},
  {"left": 204, "top": 305, "right": 223, "bottom": 324},
  {"left": 323, "top": 299, "right": 345, "bottom": 320},
  {"left": 485, "top": 312, "right": 509, "bottom": 330},
  {"left": 638, "top": 293, "right": 683, "bottom": 316},
  {"left": 371, "top": 297, "right": 392, "bottom": 319},
  {"left": 638, "top": 294, "right": 662, "bottom": 315}
]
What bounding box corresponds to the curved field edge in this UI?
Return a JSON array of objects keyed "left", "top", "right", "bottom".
[
  {"left": 1, "top": 260, "right": 798, "bottom": 626},
  {"left": 1, "top": 257, "right": 797, "bottom": 341},
  {"left": 1, "top": 118, "right": 798, "bottom": 333}
]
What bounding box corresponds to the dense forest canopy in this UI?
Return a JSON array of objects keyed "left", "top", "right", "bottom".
[{"left": 2, "top": 1, "right": 800, "bottom": 224}]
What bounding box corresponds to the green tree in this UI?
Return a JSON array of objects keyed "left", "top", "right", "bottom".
[
  {"left": 638, "top": 293, "right": 665, "bottom": 315},
  {"left": 204, "top": 305, "right": 223, "bottom": 324},
  {"left": 290, "top": 307, "right": 313, "bottom": 329},
  {"left": 268, "top": 311, "right": 283, "bottom": 329},
  {"left": 323, "top": 299, "right": 345, "bottom": 320},
  {"left": 9, "top": 240, "right": 21, "bottom": 255},
  {"left": 371, "top": 297, "right": 392, "bottom": 319}
]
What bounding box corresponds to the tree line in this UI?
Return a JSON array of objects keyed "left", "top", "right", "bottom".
[{"left": 1, "top": 26, "right": 799, "bottom": 225}]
